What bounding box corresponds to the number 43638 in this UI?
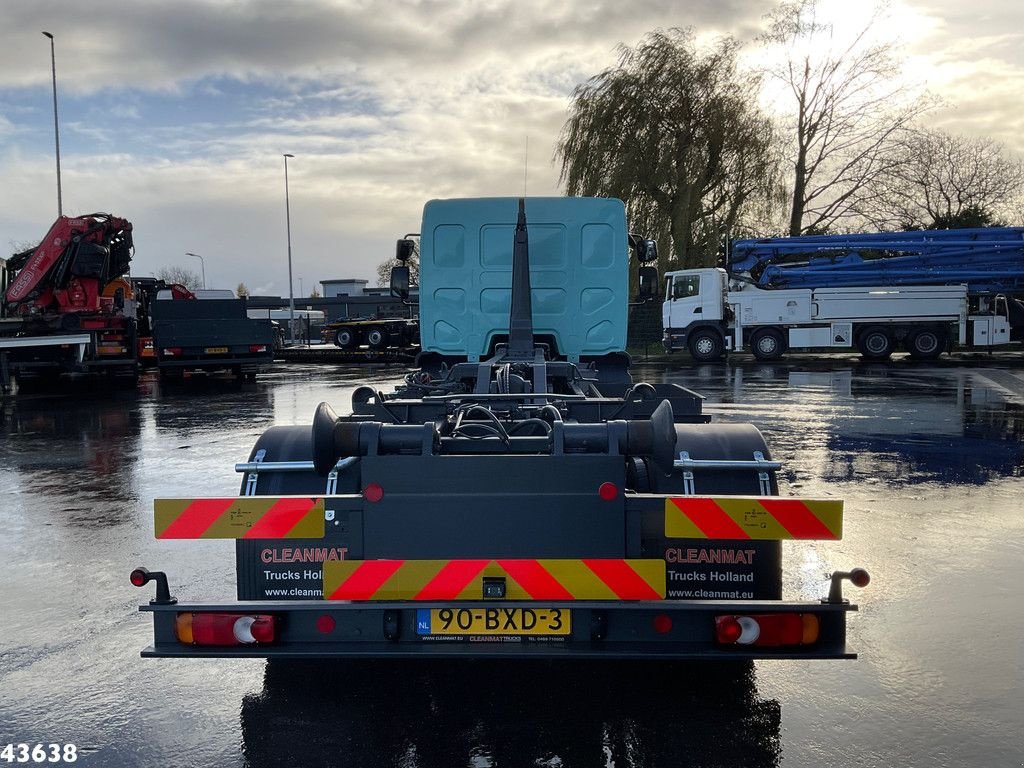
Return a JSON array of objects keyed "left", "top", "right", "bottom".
[{"left": 0, "top": 744, "right": 78, "bottom": 763}]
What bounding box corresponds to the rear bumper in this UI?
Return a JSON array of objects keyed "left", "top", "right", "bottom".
[
  {"left": 140, "top": 598, "right": 857, "bottom": 660},
  {"left": 157, "top": 353, "right": 272, "bottom": 370}
]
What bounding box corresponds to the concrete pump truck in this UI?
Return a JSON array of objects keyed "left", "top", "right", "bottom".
[{"left": 663, "top": 228, "right": 1024, "bottom": 361}]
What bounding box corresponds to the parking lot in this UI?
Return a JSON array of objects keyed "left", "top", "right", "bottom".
[{"left": 1, "top": 358, "right": 1021, "bottom": 767}]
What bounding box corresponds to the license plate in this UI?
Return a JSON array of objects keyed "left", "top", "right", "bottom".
[
  {"left": 416, "top": 607, "right": 570, "bottom": 636},
  {"left": 204, "top": 346, "right": 229, "bottom": 354}
]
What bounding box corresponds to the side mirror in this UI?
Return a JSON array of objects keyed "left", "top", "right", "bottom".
[
  {"left": 395, "top": 239, "right": 416, "bottom": 262},
  {"left": 390, "top": 264, "right": 410, "bottom": 300},
  {"left": 638, "top": 266, "right": 659, "bottom": 300},
  {"left": 629, "top": 234, "right": 659, "bottom": 264}
]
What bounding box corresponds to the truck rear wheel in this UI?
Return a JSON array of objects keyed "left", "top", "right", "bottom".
[
  {"left": 687, "top": 329, "right": 725, "bottom": 362},
  {"left": 334, "top": 328, "right": 356, "bottom": 349},
  {"left": 366, "top": 327, "right": 388, "bottom": 350},
  {"left": 906, "top": 328, "right": 945, "bottom": 360},
  {"left": 857, "top": 327, "right": 895, "bottom": 360},
  {"left": 750, "top": 328, "right": 785, "bottom": 361}
]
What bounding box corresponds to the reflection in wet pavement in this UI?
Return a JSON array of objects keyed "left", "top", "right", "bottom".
[
  {"left": 0, "top": 359, "right": 1021, "bottom": 767},
  {"left": 242, "top": 660, "right": 779, "bottom": 768}
]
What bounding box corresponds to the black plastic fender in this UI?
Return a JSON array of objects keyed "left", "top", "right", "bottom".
[{"left": 649, "top": 422, "right": 776, "bottom": 497}]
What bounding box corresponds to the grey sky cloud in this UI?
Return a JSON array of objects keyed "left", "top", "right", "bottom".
[{"left": 1, "top": 0, "right": 1021, "bottom": 294}]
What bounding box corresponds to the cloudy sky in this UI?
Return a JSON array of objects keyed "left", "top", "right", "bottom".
[{"left": 0, "top": 0, "right": 1021, "bottom": 296}]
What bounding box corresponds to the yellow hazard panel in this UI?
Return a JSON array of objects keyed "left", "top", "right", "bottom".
[
  {"left": 154, "top": 497, "right": 325, "bottom": 539},
  {"left": 323, "top": 559, "right": 666, "bottom": 601},
  {"left": 664, "top": 496, "right": 842, "bottom": 540}
]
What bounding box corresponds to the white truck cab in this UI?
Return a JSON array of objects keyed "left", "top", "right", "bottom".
[{"left": 662, "top": 269, "right": 729, "bottom": 360}]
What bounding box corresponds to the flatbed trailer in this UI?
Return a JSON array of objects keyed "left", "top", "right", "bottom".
[{"left": 323, "top": 317, "right": 419, "bottom": 352}]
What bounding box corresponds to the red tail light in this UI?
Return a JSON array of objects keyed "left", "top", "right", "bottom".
[
  {"left": 162, "top": 347, "right": 182, "bottom": 357},
  {"left": 175, "top": 612, "right": 277, "bottom": 646},
  {"left": 715, "top": 613, "right": 819, "bottom": 647},
  {"left": 249, "top": 344, "right": 268, "bottom": 353},
  {"left": 363, "top": 483, "right": 384, "bottom": 503},
  {"left": 598, "top": 482, "right": 618, "bottom": 501}
]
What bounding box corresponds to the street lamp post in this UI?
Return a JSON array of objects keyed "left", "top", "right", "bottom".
[
  {"left": 185, "top": 252, "right": 206, "bottom": 289},
  {"left": 283, "top": 153, "right": 296, "bottom": 344},
  {"left": 41, "top": 31, "right": 62, "bottom": 217}
]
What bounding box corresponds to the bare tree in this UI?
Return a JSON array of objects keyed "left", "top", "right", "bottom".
[
  {"left": 8, "top": 239, "right": 39, "bottom": 256},
  {"left": 376, "top": 248, "right": 420, "bottom": 288},
  {"left": 156, "top": 265, "right": 202, "bottom": 291},
  {"left": 761, "top": 0, "right": 932, "bottom": 235},
  {"left": 556, "top": 29, "right": 781, "bottom": 271},
  {"left": 862, "top": 128, "right": 1024, "bottom": 229},
  {"left": 236, "top": 282, "right": 250, "bottom": 297}
]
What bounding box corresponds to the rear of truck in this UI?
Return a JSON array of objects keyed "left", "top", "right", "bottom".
[
  {"left": 136, "top": 197, "right": 865, "bottom": 660},
  {"left": 152, "top": 297, "right": 273, "bottom": 380},
  {"left": 1, "top": 215, "right": 139, "bottom": 387}
]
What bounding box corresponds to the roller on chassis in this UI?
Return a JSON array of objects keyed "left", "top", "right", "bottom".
[{"left": 135, "top": 197, "right": 868, "bottom": 660}]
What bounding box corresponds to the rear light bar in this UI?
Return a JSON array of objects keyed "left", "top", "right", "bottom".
[
  {"left": 249, "top": 344, "right": 268, "bottom": 353},
  {"left": 162, "top": 347, "right": 182, "bottom": 356},
  {"left": 715, "top": 613, "right": 819, "bottom": 647},
  {"left": 175, "top": 612, "right": 277, "bottom": 646}
]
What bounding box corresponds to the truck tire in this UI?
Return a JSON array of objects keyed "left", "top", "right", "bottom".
[
  {"left": 687, "top": 328, "right": 725, "bottom": 362},
  {"left": 366, "top": 327, "right": 388, "bottom": 350},
  {"left": 750, "top": 328, "right": 785, "bottom": 361},
  {"left": 334, "top": 328, "right": 356, "bottom": 349},
  {"left": 857, "top": 327, "right": 895, "bottom": 360},
  {"left": 906, "top": 328, "right": 945, "bottom": 360}
]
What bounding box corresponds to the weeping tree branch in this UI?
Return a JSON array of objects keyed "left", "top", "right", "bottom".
[{"left": 556, "top": 28, "right": 782, "bottom": 273}]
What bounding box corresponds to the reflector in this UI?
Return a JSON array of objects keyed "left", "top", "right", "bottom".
[
  {"left": 653, "top": 614, "right": 673, "bottom": 634},
  {"left": 598, "top": 482, "right": 618, "bottom": 501},
  {"left": 364, "top": 483, "right": 384, "bottom": 503}
]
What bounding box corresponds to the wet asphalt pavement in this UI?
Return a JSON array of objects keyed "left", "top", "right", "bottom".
[{"left": 1, "top": 357, "right": 1022, "bottom": 767}]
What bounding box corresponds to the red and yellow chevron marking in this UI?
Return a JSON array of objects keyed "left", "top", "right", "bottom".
[
  {"left": 154, "top": 497, "right": 324, "bottom": 539},
  {"left": 664, "top": 496, "right": 842, "bottom": 540},
  {"left": 323, "top": 559, "right": 666, "bottom": 601}
]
